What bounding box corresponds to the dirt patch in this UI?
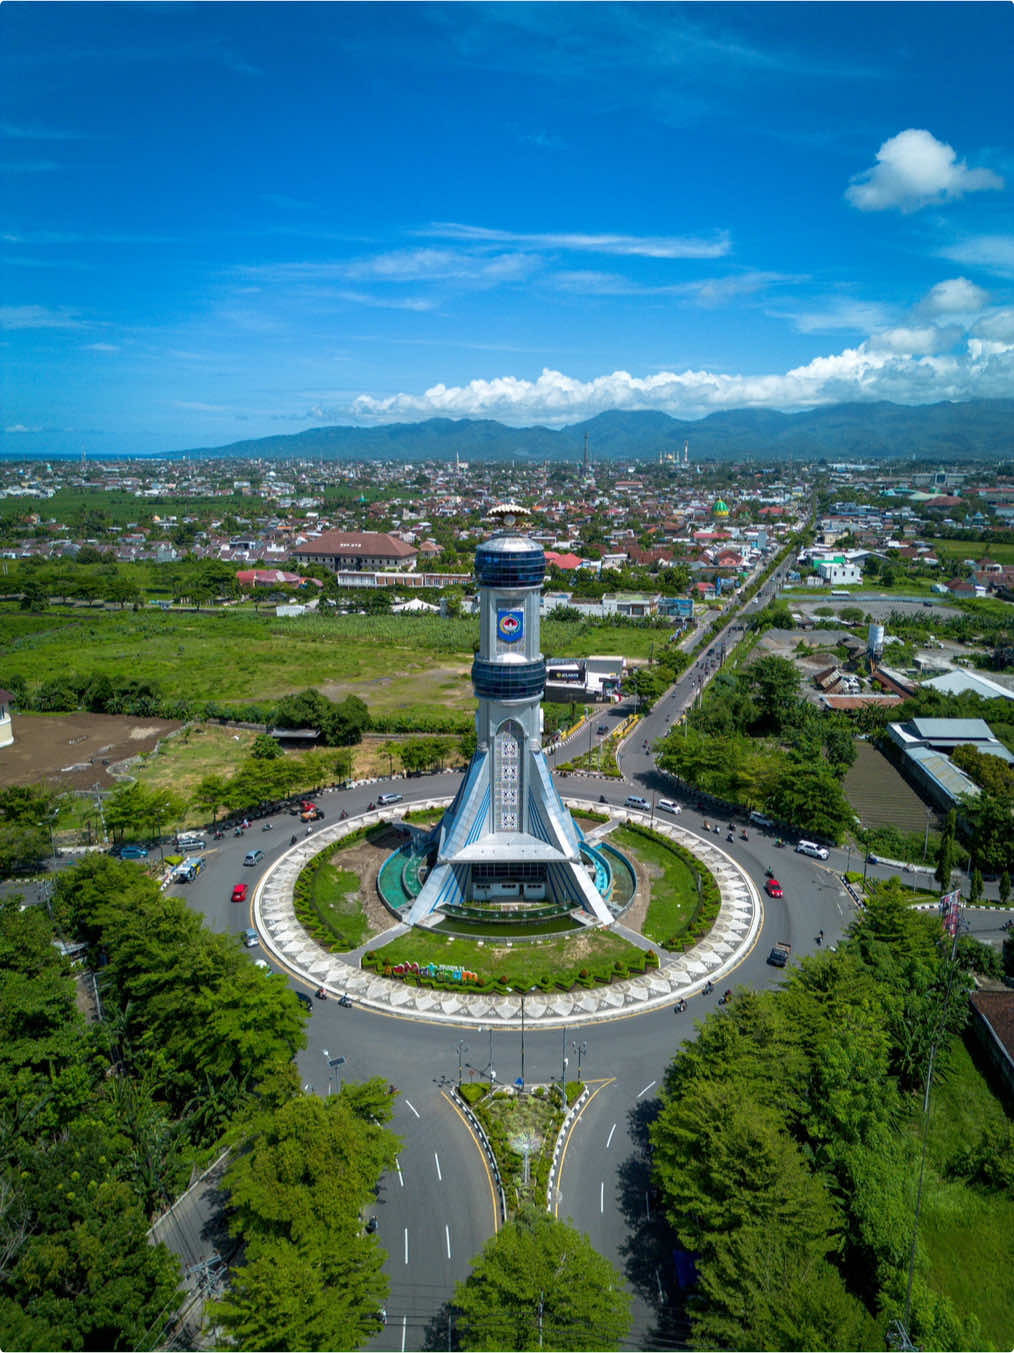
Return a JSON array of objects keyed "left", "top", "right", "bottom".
[
  {"left": 329, "top": 830, "right": 406, "bottom": 936},
  {"left": 0, "top": 713, "right": 182, "bottom": 791}
]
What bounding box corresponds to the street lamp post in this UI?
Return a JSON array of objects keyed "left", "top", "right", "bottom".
[
  {"left": 571, "top": 1039, "right": 588, "bottom": 1079},
  {"left": 323, "top": 1050, "right": 345, "bottom": 1095},
  {"left": 519, "top": 986, "right": 537, "bottom": 1087},
  {"left": 456, "top": 1040, "right": 469, "bottom": 1087}
]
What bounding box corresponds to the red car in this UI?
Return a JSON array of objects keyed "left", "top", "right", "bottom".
[
  {"left": 231, "top": 883, "right": 248, "bottom": 904},
  {"left": 765, "top": 877, "right": 784, "bottom": 898}
]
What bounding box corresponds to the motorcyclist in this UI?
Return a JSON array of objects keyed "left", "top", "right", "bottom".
[{"left": 290, "top": 834, "right": 297, "bottom": 846}]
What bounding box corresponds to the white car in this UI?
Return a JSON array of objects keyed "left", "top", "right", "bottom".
[
  {"left": 657, "top": 799, "right": 681, "bottom": 814},
  {"left": 795, "top": 840, "right": 829, "bottom": 861}
]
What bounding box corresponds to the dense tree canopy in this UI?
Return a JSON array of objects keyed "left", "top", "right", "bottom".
[
  {"left": 650, "top": 882, "right": 990, "bottom": 1352},
  {"left": 453, "top": 1206, "right": 632, "bottom": 1351}
]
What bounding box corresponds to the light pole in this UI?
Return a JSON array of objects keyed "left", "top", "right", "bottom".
[
  {"left": 456, "top": 1040, "right": 469, "bottom": 1087},
  {"left": 561, "top": 1024, "right": 568, "bottom": 1093},
  {"left": 571, "top": 1039, "right": 588, "bottom": 1080},
  {"left": 480, "top": 1025, "right": 495, "bottom": 1084},
  {"left": 323, "top": 1049, "right": 345, "bottom": 1095},
  {"left": 519, "top": 986, "right": 537, "bottom": 1086}
]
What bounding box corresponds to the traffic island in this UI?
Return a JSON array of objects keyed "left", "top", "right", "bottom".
[{"left": 252, "top": 796, "right": 763, "bottom": 1026}]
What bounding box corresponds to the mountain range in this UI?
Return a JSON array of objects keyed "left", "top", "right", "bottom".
[{"left": 179, "top": 397, "right": 1012, "bottom": 463}]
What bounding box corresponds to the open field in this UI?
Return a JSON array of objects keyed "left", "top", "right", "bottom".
[
  {"left": 844, "top": 741, "right": 937, "bottom": 833},
  {"left": 918, "top": 1034, "right": 1014, "bottom": 1346},
  {"left": 927, "top": 538, "right": 1014, "bottom": 565},
  {"left": 0, "top": 712, "right": 181, "bottom": 791},
  {"left": 0, "top": 604, "right": 659, "bottom": 709}
]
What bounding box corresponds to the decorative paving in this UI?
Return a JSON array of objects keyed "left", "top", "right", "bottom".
[{"left": 251, "top": 797, "right": 764, "bottom": 1028}]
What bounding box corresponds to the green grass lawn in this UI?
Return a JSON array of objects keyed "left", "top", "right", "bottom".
[
  {"left": 916, "top": 1034, "right": 1014, "bottom": 1347},
  {"left": 928, "top": 538, "right": 1014, "bottom": 565},
  {"left": 366, "top": 926, "right": 649, "bottom": 987},
  {"left": 0, "top": 603, "right": 660, "bottom": 706},
  {"left": 611, "top": 825, "right": 701, "bottom": 943},
  {"left": 308, "top": 860, "right": 370, "bottom": 949}
]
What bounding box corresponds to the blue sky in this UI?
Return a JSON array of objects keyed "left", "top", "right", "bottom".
[{"left": 2, "top": 2, "right": 1013, "bottom": 457}]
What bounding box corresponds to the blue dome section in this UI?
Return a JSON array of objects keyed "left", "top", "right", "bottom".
[
  {"left": 472, "top": 657, "right": 546, "bottom": 701},
  {"left": 475, "top": 536, "right": 546, "bottom": 589}
]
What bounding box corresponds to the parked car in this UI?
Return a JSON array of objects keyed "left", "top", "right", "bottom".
[
  {"left": 795, "top": 840, "right": 830, "bottom": 861},
  {"left": 118, "top": 845, "right": 149, "bottom": 860},
  {"left": 624, "top": 794, "right": 649, "bottom": 810},
  {"left": 377, "top": 792, "right": 403, "bottom": 806},
  {"left": 749, "top": 811, "right": 774, "bottom": 829},
  {"left": 242, "top": 928, "right": 259, "bottom": 947},
  {"left": 657, "top": 799, "right": 681, "bottom": 814},
  {"left": 243, "top": 849, "right": 264, "bottom": 866},
  {"left": 765, "top": 877, "right": 784, "bottom": 898},
  {"left": 231, "top": 883, "right": 248, "bottom": 903}
]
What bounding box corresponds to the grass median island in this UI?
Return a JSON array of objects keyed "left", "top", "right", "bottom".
[
  {"left": 612, "top": 822, "right": 719, "bottom": 949},
  {"left": 363, "top": 926, "right": 655, "bottom": 992}
]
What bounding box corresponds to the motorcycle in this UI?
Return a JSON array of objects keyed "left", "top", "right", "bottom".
[
  {"left": 368, "top": 801, "right": 376, "bottom": 811},
  {"left": 233, "top": 826, "right": 244, "bottom": 837},
  {"left": 674, "top": 998, "right": 687, "bottom": 1014},
  {"left": 290, "top": 834, "right": 298, "bottom": 846},
  {"left": 315, "top": 987, "right": 328, "bottom": 1001},
  {"left": 727, "top": 832, "right": 734, "bottom": 842},
  {"left": 262, "top": 822, "right": 273, "bottom": 831},
  {"left": 718, "top": 989, "right": 732, "bottom": 1006},
  {"left": 338, "top": 994, "right": 352, "bottom": 1008},
  {"left": 764, "top": 867, "right": 774, "bottom": 878},
  {"left": 774, "top": 837, "right": 785, "bottom": 848},
  {"left": 741, "top": 829, "right": 749, "bottom": 840},
  {"left": 340, "top": 809, "right": 348, "bottom": 820},
  {"left": 213, "top": 830, "right": 224, "bottom": 840},
  {"left": 599, "top": 794, "right": 607, "bottom": 804}
]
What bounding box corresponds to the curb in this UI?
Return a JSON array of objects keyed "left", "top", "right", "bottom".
[
  {"left": 546, "top": 1084, "right": 589, "bottom": 1211},
  {"left": 450, "top": 1087, "right": 508, "bottom": 1224}
]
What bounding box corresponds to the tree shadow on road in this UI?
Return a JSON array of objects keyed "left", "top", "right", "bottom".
[
  {"left": 615, "top": 1096, "right": 692, "bottom": 1351},
  {"left": 417, "top": 1299, "right": 458, "bottom": 1351}
]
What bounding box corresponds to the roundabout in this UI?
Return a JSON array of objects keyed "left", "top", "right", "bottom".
[{"left": 252, "top": 796, "right": 764, "bottom": 1027}]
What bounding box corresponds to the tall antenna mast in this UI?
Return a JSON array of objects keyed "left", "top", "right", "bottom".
[{"left": 583, "top": 433, "right": 590, "bottom": 473}]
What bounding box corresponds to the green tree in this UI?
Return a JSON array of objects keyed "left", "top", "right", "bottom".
[
  {"left": 191, "top": 773, "right": 229, "bottom": 824},
  {"left": 999, "top": 870, "right": 1011, "bottom": 905},
  {"left": 250, "top": 733, "right": 283, "bottom": 761},
  {"left": 747, "top": 655, "right": 801, "bottom": 735},
  {"left": 935, "top": 811, "right": 956, "bottom": 892},
  {"left": 210, "top": 1091, "right": 398, "bottom": 1351},
  {"left": 970, "top": 867, "right": 983, "bottom": 903},
  {"left": 453, "top": 1206, "right": 631, "bottom": 1352}
]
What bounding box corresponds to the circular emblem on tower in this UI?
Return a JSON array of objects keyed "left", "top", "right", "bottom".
[{"left": 497, "top": 608, "right": 524, "bottom": 642}]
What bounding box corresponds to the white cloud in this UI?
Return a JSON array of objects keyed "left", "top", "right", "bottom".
[
  {"left": 241, "top": 248, "right": 538, "bottom": 287},
  {"left": 82, "top": 341, "right": 119, "bottom": 352},
  {"left": 774, "top": 298, "right": 893, "bottom": 334},
  {"left": 973, "top": 308, "right": 1014, "bottom": 342},
  {"left": 920, "top": 277, "right": 989, "bottom": 315},
  {"left": 845, "top": 129, "right": 1003, "bottom": 212},
  {"left": 4, "top": 424, "right": 41, "bottom": 434},
  {"left": 0, "top": 304, "right": 85, "bottom": 329},
  {"left": 939, "top": 234, "right": 1014, "bottom": 279},
  {"left": 550, "top": 269, "right": 793, "bottom": 303},
  {"left": 349, "top": 341, "right": 1014, "bottom": 426},
  {"left": 866, "top": 325, "right": 962, "bottom": 356},
  {"left": 334, "top": 291, "right": 435, "bottom": 312},
  {"left": 424, "top": 221, "right": 731, "bottom": 259}
]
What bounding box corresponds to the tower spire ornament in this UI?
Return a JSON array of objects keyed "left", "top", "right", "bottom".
[{"left": 407, "top": 506, "right": 613, "bottom": 926}]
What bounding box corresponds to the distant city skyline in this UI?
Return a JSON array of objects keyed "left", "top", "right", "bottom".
[{"left": 2, "top": 2, "right": 1012, "bottom": 457}]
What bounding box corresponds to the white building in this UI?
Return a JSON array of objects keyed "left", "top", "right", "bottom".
[{"left": 0, "top": 688, "right": 13, "bottom": 749}]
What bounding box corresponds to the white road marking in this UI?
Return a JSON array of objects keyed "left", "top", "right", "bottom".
[
  {"left": 605, "top": 1123, "right": 616, "bottom": 1149},
  {"left": 434, "top": 1152, "right": 442, "bottom": 1181},
  {"left": 600, "top": 1181, "right": 604, "bottom": 1213},
  {"left": 405, "top": 1099, "right": 420, "bottom": 1119},
  {"left": 637, "top": 1080, "right": 656, "bottom": 1098},
  {"left": 403, "top": 1228, "right": 409, "bottom": 1265},
  {"left": 445, "top": 1224, "right": 452, "bottom": 1258},
  {"left": 401, "top": 1315, "right": 407, "bottom": 1352},
  {"left": 396, "top": 1157, "right": 404, "bottom": 1186}
]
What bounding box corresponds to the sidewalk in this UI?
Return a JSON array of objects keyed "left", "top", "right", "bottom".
[{"left": 252, "top": 797, "right": 764, "bottom": 1028}]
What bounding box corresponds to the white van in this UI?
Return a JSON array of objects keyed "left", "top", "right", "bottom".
[
  {"left": 795, "top": 840, "right": 829, "bottom": 861},
  {"left": 657, "top": 799, "right": 681, "bottom": 815}
]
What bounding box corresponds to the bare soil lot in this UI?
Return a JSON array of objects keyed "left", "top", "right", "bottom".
[{"left": 0, "top": 713, "right": 181, "bottom": 791}]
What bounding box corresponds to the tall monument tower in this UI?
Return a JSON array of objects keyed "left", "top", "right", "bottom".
[{"left": 407, "top": 506, "right": 612, "bottom": 925}]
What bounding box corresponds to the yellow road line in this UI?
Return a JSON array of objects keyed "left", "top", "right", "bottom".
[
  {"left": 441, "top": 1088, "right": 500, "bottom": 1233},
  {"left": 554, "top": 1077, "right": 616, "bottom": 1220}
]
